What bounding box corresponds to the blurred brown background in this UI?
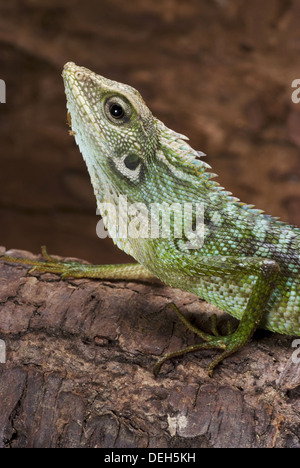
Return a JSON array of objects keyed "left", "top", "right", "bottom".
[{"left": 1, "top": 0, "right": 300, "bottom": 264}]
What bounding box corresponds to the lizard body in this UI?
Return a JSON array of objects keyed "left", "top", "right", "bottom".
[{"left": 3, "top": 62, "right": 300, "bottom": 374}]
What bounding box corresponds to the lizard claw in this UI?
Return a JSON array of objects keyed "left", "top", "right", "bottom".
[{"left": 153, "top": 304, "right": 241, "bottom": 376}]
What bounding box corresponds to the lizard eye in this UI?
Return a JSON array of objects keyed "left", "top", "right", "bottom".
[
  {"left": 109, "top": 103, "right": 124, "bottom": 119},
  {"left": 104, "top": 96, "right": 132, "bottom": 124}
]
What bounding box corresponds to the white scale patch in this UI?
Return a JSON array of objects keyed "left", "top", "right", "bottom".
[{"left": 111, "top": 154, "right": 141, "bottom": 182}]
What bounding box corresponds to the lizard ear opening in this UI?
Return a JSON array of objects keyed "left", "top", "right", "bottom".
[
  {"left": 124, "top": 153, "right": 141, "bottom": 171},
  {"left": 111, "top": 153, "right": 143, "bottom": 182}
]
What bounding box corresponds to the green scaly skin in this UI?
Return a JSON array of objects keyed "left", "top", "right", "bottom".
[{"left": 2, "top": 62, "right": 300, "bottom": 376}]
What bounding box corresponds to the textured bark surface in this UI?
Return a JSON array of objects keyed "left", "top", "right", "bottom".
[{"left": 0, "top": 247, "right": 300, "bottom": 448}]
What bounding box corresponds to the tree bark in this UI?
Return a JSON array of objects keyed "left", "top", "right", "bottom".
[{"left": 0, "top": 247, "right": 299, "bottom": 448}]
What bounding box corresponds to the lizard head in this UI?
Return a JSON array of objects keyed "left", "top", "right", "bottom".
[
  {"left": 62, "top": 63, "right": 212, "bottom": 204},
  {"left": 62, "top": 62, "right": 160, "bottom": 205}
]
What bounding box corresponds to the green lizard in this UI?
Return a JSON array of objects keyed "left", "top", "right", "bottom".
[{"left": 2, "top": 62, "right": 300, "bottom": 375}]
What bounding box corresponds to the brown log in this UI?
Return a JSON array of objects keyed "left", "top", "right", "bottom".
[{"left": 0, "top": 247, "right": 299, "bottom": 448}]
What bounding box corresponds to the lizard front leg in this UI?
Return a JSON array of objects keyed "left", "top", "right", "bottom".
[
  {"left": 154, "top": 256, "right": 280, "bottom": 376},
  {"left": 0, "top": 246, "right": 155, "bottom": 281}
]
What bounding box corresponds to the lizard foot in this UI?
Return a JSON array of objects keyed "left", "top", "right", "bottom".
[
  {"left": 153, "top": 303, "right": 243, "bottom": 377},
  {"left": 1, "top": 246, "right": 90, "bottom": 278}
]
